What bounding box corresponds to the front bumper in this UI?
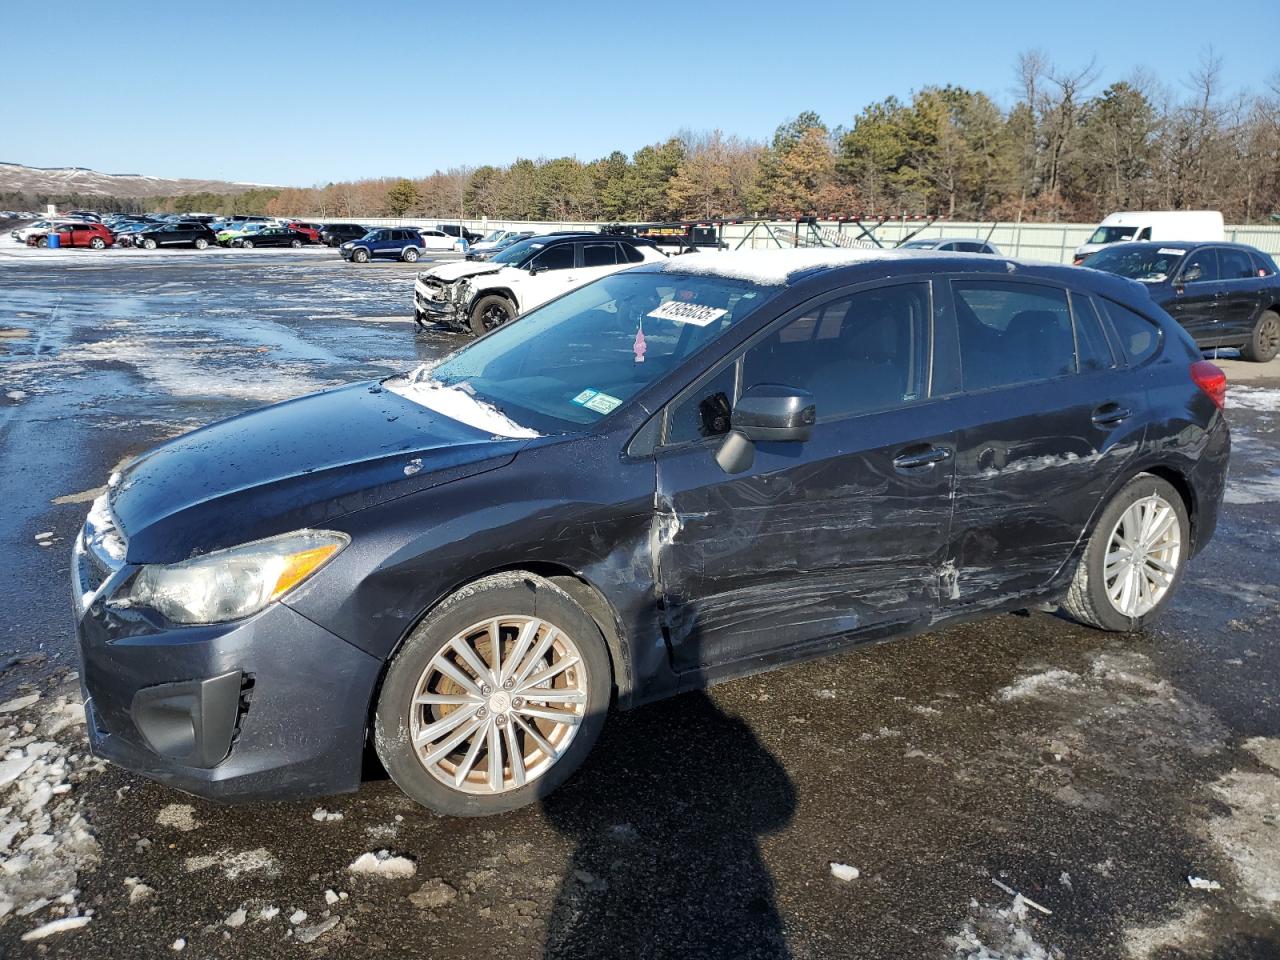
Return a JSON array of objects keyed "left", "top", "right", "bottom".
[
  {"left": 413, "top": 280, "right": 465, "bottom": 327},
  {"left": 76, "top": 598, "right": 382, "bottom": 803}
]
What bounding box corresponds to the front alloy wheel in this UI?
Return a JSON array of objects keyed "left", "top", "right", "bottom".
[
  {"left": 375, "top": 573, "right": 609, "bottom": 816},
  {"left": 1243, "top": 309, "right": 1280, "bottom": 363}
]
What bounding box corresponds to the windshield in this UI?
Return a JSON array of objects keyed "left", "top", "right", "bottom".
[
  {"left": 412, "top": 271, "right": 778, "bottom": 432},
  {"left": 490, "top": 237, "right": 546, "bottom": 265},
  {"left": 1088, "top": 225, "right": 1139, "bottom": 245},
  {"left": 480, "top": 230, "right": 504, "bottom": 243},
  {"left": 1084, "top": 245, "right": 1185, "bottom": 282}
]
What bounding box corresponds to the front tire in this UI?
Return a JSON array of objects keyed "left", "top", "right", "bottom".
[
  {"left": 1062, "top": 474, "right": 1190, "bottom": 631},
  {"left": 374, "top": 572, "right": 610, "bottom": 817},
  {"left": 241, "top": 239, "right": 254, "bottom": 249},
  {"left": 352, "top": 248, "right": 369, "bottom": 263},
  {"left": 469, "top": 294, "right": 516, "bottom": 337},
  {"left": 1242, "top": 309, "right": 1280, "bottom": 363},
  {"left": 290, "top": 239, "right": 303, "bottom": 248},
  {"left": 142, "top": 238, "right": 157, "bottom": 250},
  {"left": 36, "top": 237, "right": 48, "bottom": 248},
  {"left": 402, "top": 247, "right": 420, "bottom": 263}
]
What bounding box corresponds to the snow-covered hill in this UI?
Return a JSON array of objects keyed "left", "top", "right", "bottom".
[{"left": 0, "top": 162, "right": 276, "bottom": 198}]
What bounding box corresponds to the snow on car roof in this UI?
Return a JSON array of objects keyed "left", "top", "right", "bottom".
[{"left": 657, "top": 248, "right": 938, "bottom": 286}]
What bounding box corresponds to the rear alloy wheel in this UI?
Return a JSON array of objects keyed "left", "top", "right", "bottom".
[
  {"left": 142, "top": 238, "right": 157, "bottom": 250},
  {"left": 1062, "top": 474, "right": 1189, "bottom": 631},
  {"left": 193, "top": 237, "right": 208, "bottom": 250},
  {"left": 469, "top": 294, "right": 515, "bottom": 337},
  {"left": 1242, "top": 309, "right": 1280, "bottom": 363},
  {"left": 402, "top": 247, "right": 420, "bottom": 263},
  {"left": 374, "top": 573, "right": 610, "bottom": 816},
  {"left": 89, "top": 237, "right": 106, "bottom": 250},
  {"left": 352, "top": 248, "right": 369, "bottom": 263},
  {"left": 290, "top": 238, "right": 303, "bottom": 248}
]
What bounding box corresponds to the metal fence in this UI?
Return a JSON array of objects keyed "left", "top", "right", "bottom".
[{"left": 311, "top": 215, "right": 1280, "bottom": 263}]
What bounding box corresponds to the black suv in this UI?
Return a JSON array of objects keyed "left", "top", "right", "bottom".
[
  {"left": 75, "top": 249, "right": 1229, "bottom": 816},
  {"left": 1084, "top": 241, "right": 1280, "bottom": 361},
  {"left": 320, "top": 223, "right": 369, "bottom": 246},
  {"left": 133, "top": 221, "right": 220, "bottom": 250}
]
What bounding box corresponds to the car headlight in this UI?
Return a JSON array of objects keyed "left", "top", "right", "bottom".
[{"left": 113, "top": 529, "right": 348, "bottom": 624}]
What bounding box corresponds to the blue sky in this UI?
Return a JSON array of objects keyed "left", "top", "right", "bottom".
[{"left": 2, "top": 1, "right": 1275, "bottom": 187}]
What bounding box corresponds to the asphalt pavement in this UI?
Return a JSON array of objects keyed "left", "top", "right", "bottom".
[{"left": 1, "top": 240, "right": 1278, "bottom": 958}]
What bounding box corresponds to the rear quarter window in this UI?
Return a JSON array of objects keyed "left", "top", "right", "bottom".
[{"left": 1101, "top": 300, "right": 1162, "bottom": 365}]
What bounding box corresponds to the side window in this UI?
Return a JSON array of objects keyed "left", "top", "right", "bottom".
[
  {"left": 1069, "top": 292, "right": 1117, "bottom": 372},
  {"left": 531, "top": 244, "right": 575, "bottom": 272},
  {"left": 1102, "top": 300, "right": 1161, "bottom": 365},
  {"left": 1218, "top": 247, "right": 1255, "bottom": 280},
  {"left": 665, "top": 363, "right": 736, "bottom": 445},
  {"left": 1137, "top": 227, "right": 1152, "bottom": 241},
  {"left": 621, "top": 243, "right": 645, "bottom": 264},
  {"left": 955, "top": 241, "right": 983, "bottom": 253},
  {"left": 1252, "top": 250, "right": 1278, "bottom": 277},
  {"left": 952, "top": 281, "right": 1076, "bottom": 390},
  {"left": 1180, "top": 248, "right": 1219, "bottom": 283},
  {"left": 740, "top": 283, "right": 930, "bottom": 422},
  {"left": 582, "top": 243, "right": 619, "bottom": 267}
]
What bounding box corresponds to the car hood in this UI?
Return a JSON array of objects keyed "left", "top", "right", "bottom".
[
  {"left": 419, "top": 260, "right": 505, "bottom": 283},
  {"left": 108, "top": 381, "right": 528, "bottom": 563}
]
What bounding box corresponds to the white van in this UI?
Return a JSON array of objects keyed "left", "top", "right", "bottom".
[{"left": 1073, "top": 211, "right": 1224, "bottom": 263}]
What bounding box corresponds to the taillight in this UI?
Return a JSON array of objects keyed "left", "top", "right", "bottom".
[{"left": 1190, "top": 360, "right": 1226, "bottom": 410}]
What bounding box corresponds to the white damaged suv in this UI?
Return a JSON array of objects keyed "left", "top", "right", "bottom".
[{"left": 413, "top": 233, "right": 666, "bottom": 335}]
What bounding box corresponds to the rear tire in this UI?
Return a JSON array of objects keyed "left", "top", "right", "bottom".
[
  {"left": 36, "top": 237, "right": 48, "bottom": 248},
  {"left": 469, "top": 294, "right": 516, "bottom": 337},
  {"left": 373, "top": 572, "right": 611, "bottom": 816},
  {"left": 193, "top": 238, "right": 208, "bottom": 250},
  {"left": 241, "top": 239, "right": 254, "bottom": 249},
  {"left": 1062, "top": 473, "right": 1190, "bottom": 632},
  {"left": 353, "top": 248, "right": 369, "bottom": 263},
  {"left": 402, "top": 247, "right": 420, "bottom": 263},
  {"left": 1242, "top": 309, "right": 1280, "bottom": 363},
  {"left": 89, "top": 237, "right": 106, "bottom": 250},
  {"left": 290, "top": 239, "right": 303, "bottom": 248}
]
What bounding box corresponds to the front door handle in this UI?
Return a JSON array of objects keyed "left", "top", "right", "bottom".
[
  {"left": 1092, "top": 403, "right": 1131, "bottom": 426},
  {"left": 893, "top": 445, "right": 952, "bottom": 470}
]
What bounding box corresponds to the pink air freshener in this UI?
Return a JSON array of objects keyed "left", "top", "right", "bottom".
[{"left": 633, "top": 326, "right": 647, "bottom": 363}]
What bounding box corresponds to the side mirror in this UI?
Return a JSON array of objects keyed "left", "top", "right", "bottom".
[
  {"left": 715, "top": 384, "right": 815, "bottom": 474},
  {"left": 528, "top": 262, "right": 545, "bottom": 275}
]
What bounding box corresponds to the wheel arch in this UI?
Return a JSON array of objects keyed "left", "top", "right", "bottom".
[
  {"left": 364, "top": 562, "right": 632, "bottom": 746},
  {"left": 465, "top": 287, "right": 518, "bottom": 318}
]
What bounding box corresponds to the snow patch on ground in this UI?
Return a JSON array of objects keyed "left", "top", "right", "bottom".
[
  {"left": 155, "top": 803, "right": 200, "bottom": 832},
  {"left": 995, "top": 669, "right": 1082, "bottom": 702},
  {"left": 946, "top": 895, "right": 1062, "bottom": 959},
  {"left": 183, "top": 847, "right": 280, "bottom": 880},
  {"left": 0, "top": 688, "right": 98, "bottom": 939},
  {"left": 1229, "top": 386, "right": 1280, "bottom": 413},
  {"left": 348, "top": 850, "right": 416, "bottom": 878},
  {"left": 1207, "top": 737, "right": 1280, "bottom": 910},
  {"left": 1124, "top": 904, "right": 1214, "bottom": 959},
  {"left": 385, "top": 370, "right": 539, "bottom": 438}
]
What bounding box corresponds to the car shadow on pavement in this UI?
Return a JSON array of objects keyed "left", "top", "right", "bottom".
[{"left": 539, "top": 689, "right": 796, "bottom": 960}]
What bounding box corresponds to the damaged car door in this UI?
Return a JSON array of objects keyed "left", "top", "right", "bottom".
[{"left": 654, "top": 281, "right": 957, "bottom": 673}]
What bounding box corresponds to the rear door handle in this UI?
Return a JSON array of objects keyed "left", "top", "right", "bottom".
[
  {"left": 1092, "top": 403, "right": 1131, "bottom": 425},
  {"left": 893, "top": 445, "right": 952, "bottom": 470}
]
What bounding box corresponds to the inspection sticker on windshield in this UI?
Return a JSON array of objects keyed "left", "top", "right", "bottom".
[
  {"left": 571, "top": 389, "right": 622, "bottom": 414},
  {"left": 1158, "top": 248, "right": 1186, "bottom": 255},
  {"left": 647, "top": 301, "right": 728, "bottom": 326}
]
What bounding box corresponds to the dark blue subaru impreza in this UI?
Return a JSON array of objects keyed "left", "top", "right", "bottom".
[{"left": 74, "top": 249, "right": 1229, "bottom": 816}]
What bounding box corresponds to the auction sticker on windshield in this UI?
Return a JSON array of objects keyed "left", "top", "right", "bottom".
[
  {"left": 647, "top": 301, "right": 728, "bottom": 326},
  {"left": 571, "top": 389, "right": 622, "bottom": 414}
]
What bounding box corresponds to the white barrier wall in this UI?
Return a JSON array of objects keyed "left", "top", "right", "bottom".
[{"left": 310, "top": 216, "right": 1280, "bottom": 263}]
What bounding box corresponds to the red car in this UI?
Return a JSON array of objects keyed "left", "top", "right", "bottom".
[
  {"left": 285, "top": 221, "right": 322, "bottom": 244},
  {"left": 28, "top": 222, "right": 114, "bottom": 250}
]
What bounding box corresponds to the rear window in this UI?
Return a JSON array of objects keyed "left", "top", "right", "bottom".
[
  {"left": 622, "top": 243, "right": 645, "bottom": 264},
  {"left": 1101, "top": 300, "right": 1161, "bottom": 365},
  {"left": 1252, "top": 250, "right": 1278, "bottom": 277},
  {"left": 1069, "top": 292, "right": 1116, "bottom": 372},
  {"left": 582, "top": 243, "right": 619, "bottom": 267}
]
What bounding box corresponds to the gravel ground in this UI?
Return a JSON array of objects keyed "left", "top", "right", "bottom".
[{"left": 1, "top": 235, "right": 1279, "bottom": 958}]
